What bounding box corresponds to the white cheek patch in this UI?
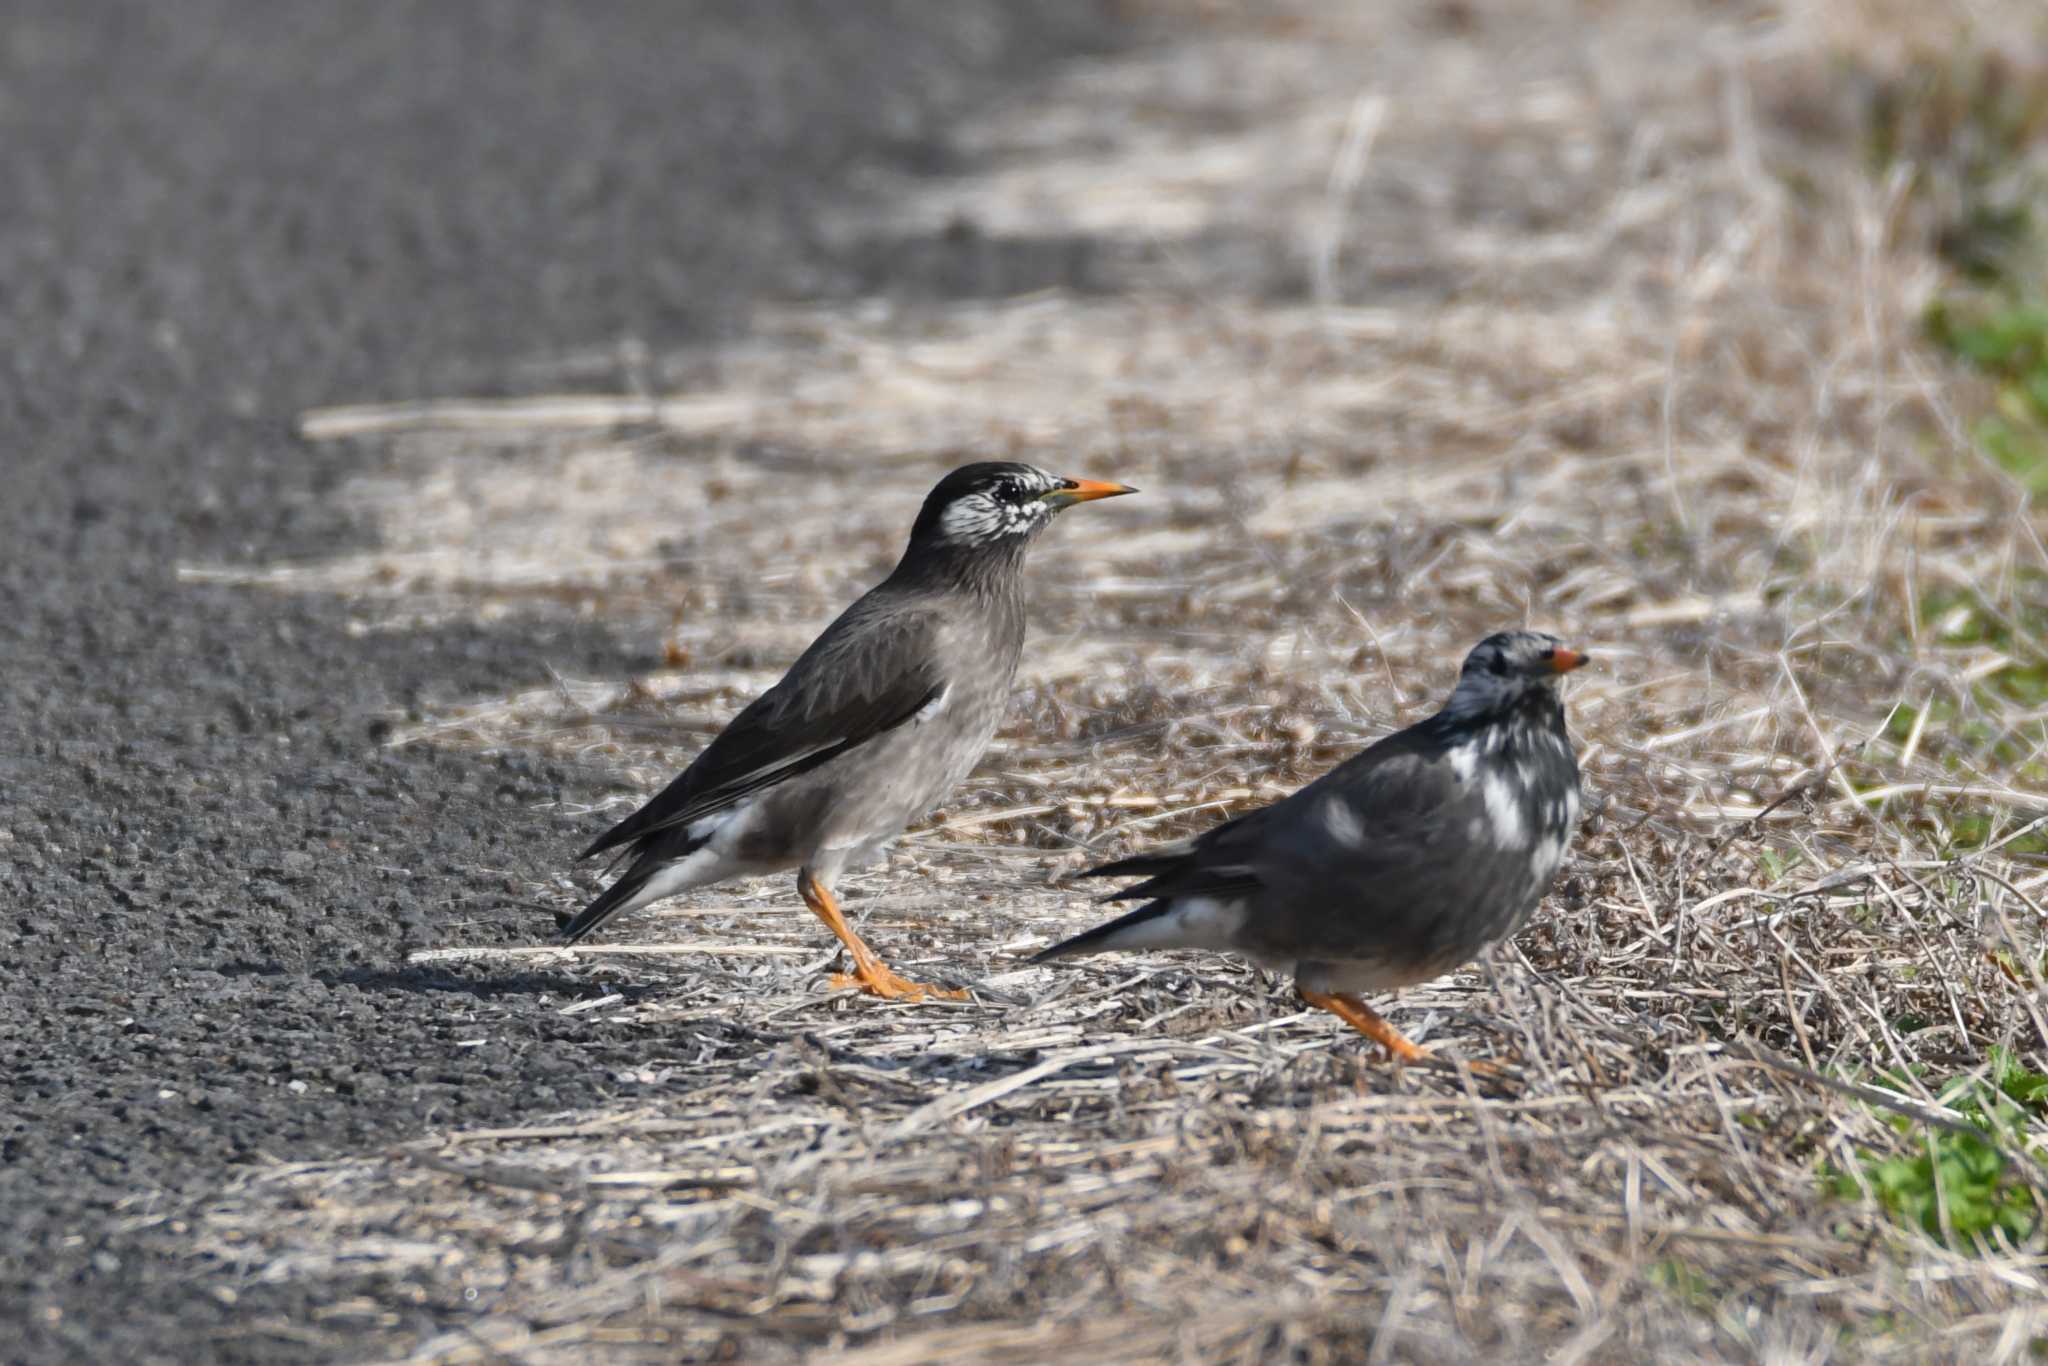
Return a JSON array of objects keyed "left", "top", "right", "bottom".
[
  {"left": 1449, "top": 744, "right": 1480, "bottom": 781},
  {"left": 938, "top": 492, "right": 1048, "bottom": 544},
  {"left": 1320, "top": 797, "right": 1366, "bottom": 848},
  {"left": 939, "top": 495, "right": 1005, "bottom": 543},
  {"left": 1481, "top": 772, "right": 1528, "bottom": 847}
]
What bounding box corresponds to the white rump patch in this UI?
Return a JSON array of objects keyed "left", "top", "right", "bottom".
[
  {"left": 1480, "top": 773, "right": 1528, "bottom": 847},
  {"left": 1529, "top": 832, "right": 1569, "bottom": 887},
  {"left": 1320, "top": 796, "right": 1366, "bottom": 848},
  {"left": 1095, "top": 896, "right": 1248, "bottom": 952},
  {"left": 684, "top": 798, "right": 751, "bottom": 846},
  {"left": 612, "top": 842, "right": 738, "bottom": 918}
]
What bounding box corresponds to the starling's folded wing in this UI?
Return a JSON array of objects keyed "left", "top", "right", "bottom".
[
  {"left": 1079, "top": 727, "right": 1450, "bottom": 903},
  {"left": 581, "top": 600, "right": 945, "bottom": 861},
  {"left": 1254, "top": 737, "right": 1462, "bottom": 885},
  {"left": 1077, "top": 807, "right": 1274, "bottom": 903},
  {"left": 1250, "top": 729, "right": 1533, "bottom": 962}
]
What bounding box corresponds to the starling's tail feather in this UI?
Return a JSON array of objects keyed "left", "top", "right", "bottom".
[
  {"left": 1076, "top": 846, "right": 1190, "bottom": 883},
  {"left": 557, "top": 831, "right": 712, "bottom": 944},
  {"left": 1077, "top": 839, "right": 1260, "bottom": 905},
  {"left": 1030, "top": 899, "right": 1174, "bottom": 962},
  {"left": 1033, "top": 893, "right": 1253, "bottom": 962},
  {"left": 558, "top": 864, "right": 655, "bottom": 944}
]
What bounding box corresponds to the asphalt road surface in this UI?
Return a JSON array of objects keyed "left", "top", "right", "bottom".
[{"left": 0, "top": 4, "right": 1120, "bottom": 1359}]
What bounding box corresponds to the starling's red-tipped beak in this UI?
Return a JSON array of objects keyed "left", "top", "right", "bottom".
[
  {"left": 1547, "top": 646, "right": 1588, "bottom": 673},
  {"left": 1044, "top": 478, "right": 1137, "bottom": 507}
]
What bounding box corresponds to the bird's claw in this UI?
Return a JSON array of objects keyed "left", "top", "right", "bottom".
[{"left": 829, "top": 967, "right": 969, "bottom": 1002}]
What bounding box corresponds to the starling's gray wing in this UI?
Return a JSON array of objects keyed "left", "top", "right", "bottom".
[
  {"left": 1042, "top": 728, "right": 1463, "bottom": 962},
  {"left": 1243, "top": 740, "right": 1476, "bottom": 962},
  {"left": 1080, "top": 729, "right": 1440, "bottom": 901},
  {"left": 581, "top": 596, "right": 946, "bottom": 862}
]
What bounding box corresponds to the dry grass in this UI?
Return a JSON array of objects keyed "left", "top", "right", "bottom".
[{"left": 173, "top": 0, "right": 2048, "bottom": 1359}]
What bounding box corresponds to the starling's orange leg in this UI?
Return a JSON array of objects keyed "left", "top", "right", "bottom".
[
  {"left": 797, "top": 870, "right": 968, "bottom": 1002},
  {"left": 1300, "top": 988, "right": 1506, "bottom": 1076},
  {"left": 1299, "top": 988, "right": 1430, "bottom": 1063}
]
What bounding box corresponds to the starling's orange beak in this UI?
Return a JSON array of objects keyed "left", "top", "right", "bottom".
[
  {"left": 1044, "top": 477, "right": 1137, "bottom": 507},
  {"left": 1547, "top": 646, "right": 1588, "bottom": 673}
]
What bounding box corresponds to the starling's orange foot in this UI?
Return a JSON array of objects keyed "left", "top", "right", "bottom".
[
  {"left": 828, "top": 966, "right": 969, "bottom": 1002},
  {"left": 798, "top": 870, "right": 968, "bottom": 1002}
]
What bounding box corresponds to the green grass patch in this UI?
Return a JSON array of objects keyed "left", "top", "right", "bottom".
[
  {"left": 1755, "top": 847, "right": 1804, "bottom": 886},
  {"left": 1926, "top": 299, "right": 2048, "bottom": 492},
  {"left": 1646, "top": 1256, "right": 1720, "bottom": 1311},
  {"left": 1821, "top": 1049, "right": 2048, "bottom": 1250}
]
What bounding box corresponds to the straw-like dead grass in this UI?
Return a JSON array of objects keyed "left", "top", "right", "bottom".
[{"left": 173, "top": 0, "right": 2048, "bottom": 1359}]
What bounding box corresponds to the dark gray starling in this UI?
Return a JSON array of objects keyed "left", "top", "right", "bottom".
[
  {"left": 562, "top": 462, "right": 1135, "bottom": 1000},
  {"left": 1036, "top": 630, "right": 1585, "bottom": 1061}
]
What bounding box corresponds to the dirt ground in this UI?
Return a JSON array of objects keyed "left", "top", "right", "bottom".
[{"left": 7, "top": 1, "right": 2048, "bottom": 1361}]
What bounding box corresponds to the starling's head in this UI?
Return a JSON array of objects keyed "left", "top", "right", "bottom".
[
  {"left": 908, "top": 462, "right": 1136, "bottom": 552},
  {"left": 1442, "top": 630, "right": 1587, "bottom": 720}
]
